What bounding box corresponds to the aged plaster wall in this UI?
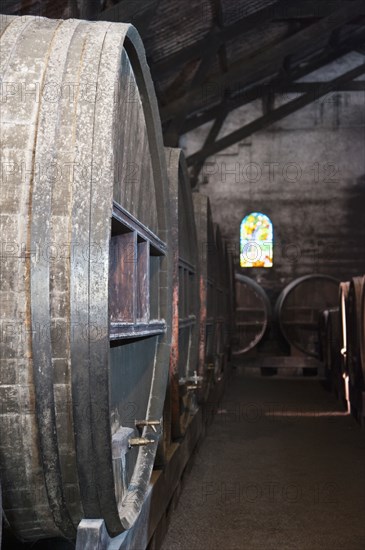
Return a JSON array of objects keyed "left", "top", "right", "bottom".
[{"left": 182, "top": 53, "right": 365, "bottom": 297}]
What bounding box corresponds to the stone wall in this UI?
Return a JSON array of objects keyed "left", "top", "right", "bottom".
[{"left": 182, "top": 53, "right": 365, "bottom": 296}]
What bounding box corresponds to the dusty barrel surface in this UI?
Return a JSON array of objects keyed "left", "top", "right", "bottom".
[
  {"left": 275, "top": 275, "right": 339, "bottom": 357},
  {"left": 320, "top": 308, "right": 342, "bottom": 395},
  {"left": 164, "top": 148, "right": 200, "bottom": 440},
  {"left": 0, "top": 15, "right": 172, "bottom": 540},
  {"left": 347, "top": 276, "right": 365, "bottom": 417},
  {"left": 339, "top": 281, "right": 351, "bottom": 370},
  {"left": 192, "top": 194, "right": 218, "bottom": 400},
  {"left": 213, "top": 225, "right": 231, "bottom": 379},
  {"left": 318, "top": 309, "right": 330, "bottom": 365},
  {"left": 327, "top": 308, "right": 343, "bottom": 401},
  {"left": 233, "top": 274, "right": 271, "bottom": 354},
  {"left": 360, "top": 278, "right": 365, "bottom": 389}
]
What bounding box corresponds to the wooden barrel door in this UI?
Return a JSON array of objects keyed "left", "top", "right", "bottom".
[
  {"left": 276, "top": 275, "right": 339, "bottom": 357},
  {"left": 192, "top": 194, "right": 217, "bottom": 401},
  {"left": 0, "top": 16, "right": 172, "bottom": 540},
  {"left": 233, "top": 274, "right": 271, "bottom": 355},
  {"left": 164, "top": 148, "right": 200, "bottom": 439}
]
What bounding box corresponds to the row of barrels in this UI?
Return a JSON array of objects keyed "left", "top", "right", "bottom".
[
  {"left": 0, "top": 16, "right": 233, "bottom": 545},
  {"left": 234, "top": 274, "right": 339, "bottom": 357},
  {"left": 320, "top": 276, "right": 365, "bottom": 422}
]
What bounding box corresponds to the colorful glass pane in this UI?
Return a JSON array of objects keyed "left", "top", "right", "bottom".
[{"left": 240, "top": 212, "right": 273, "bottom": 267}]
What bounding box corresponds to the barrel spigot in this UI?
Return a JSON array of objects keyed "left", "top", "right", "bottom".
[
  {"left": 128, "top": 437, "right": 155, "bottom": 448},
  {"left": 135, "top": 420, "right": 161, "bottom": 433}
]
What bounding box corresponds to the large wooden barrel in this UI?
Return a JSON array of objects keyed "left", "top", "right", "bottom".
[
  {"left": 347, "top": 276, "right": 365, "bottom": 419},
  {"left": 327, "top": 308, "right": 344, "bottom": 404},
  {"left": 276, "top": 275, "right": 339, "bottom": 357},
  {"left": 233, "top": 274, "right": 271, "bottom": 354},
  {"left": 339, "top": 282, "right": 350, "bottom": 369},
  {"left": 318, "top": 310, "right": 329, "bottom": 365},
  {"left": 164, "top": 148, "right": 200, "bottom": 439},
  {"left": 213, "top": 224, "right": 229, "bottom": 379},
  {"left": 0, "top": 477, "right": 2, "bottom": 548},
  {"left": 192, "top": 194, "right": 217, "bottom": 400},
  {"left": 319, "top": 308, "right": 343, "bottom": 397},
  {"left": 225, "top": 245, "right": 236, "bottom": 338},
  {"left": 0, "top": 16, "right": 172, "bottom": 540},
  {"left": 360, "top": 278, "right": 365, "bottom": 392}
]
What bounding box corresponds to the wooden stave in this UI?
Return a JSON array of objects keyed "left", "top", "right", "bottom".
[
  {"left": 360, "top": 276, "right": 365, "bottom": 385},
  {"left": 0, "top": 16, "right": 172, "bottom": 540},
  {"left": 233, "top": 274, "right": 271, "bottom": 354},
  {"left": 192, "top": 194, "right": 217, "bottom": 402},
  {"left": 326, "top": 308, "right": 344, "bottom": 403},
  {"left": 213, "top": 225, "right": 228, "bottom": 380},
  {"left": 163, "top": 148, "right": 200, "bottom": 440},
  {"left": 275, "top": 274, "right": 339, "bottom": 358},
  {"left": 339, "top": 281, "right": 351, "bottom": 372},
  {"left": 346, "top": 276, "right": 365, "bottom": 417},
  {"left": 1, "top": 15, "right": 77, "bottom": 539}
]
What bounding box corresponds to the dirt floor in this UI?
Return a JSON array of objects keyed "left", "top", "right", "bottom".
[{"left": 161, "top": 368, "right": 365, "bottom": 550}]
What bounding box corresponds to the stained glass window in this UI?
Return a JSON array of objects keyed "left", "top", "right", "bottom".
[{"left": 240, "top": 212, "right": 273, "bottom": 267}]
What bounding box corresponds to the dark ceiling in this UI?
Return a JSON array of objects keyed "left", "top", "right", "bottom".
[{"left": 2, "top": 0, "right": 365, "bottom": 183}]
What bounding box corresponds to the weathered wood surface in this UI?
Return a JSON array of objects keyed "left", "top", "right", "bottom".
[
  {"left": 320, "top": 308, "right": 343, "bottom": 399},
  {"left": 192, "top": 194, "right": 218, "bottom": 401},
  {"left": 233, "top": 274, "right": 271, "bottom": 354},
  {"left": 0, "top": 15, "right": 172, "bottom": 540},
  {"left": 347, "top": 276, "right": 365, "bottom": 420},
  {"left": 276, "top": 274, "right": 339, "bottom": 357},
  {"left": 213, "top": 224, "right": 228, "bottom": 380},
  {"left": 339, "top": 282, "right": 351, "bottom": 367},
  {"left": 163, "top": 148, "right": 200, "bottom": 441}
]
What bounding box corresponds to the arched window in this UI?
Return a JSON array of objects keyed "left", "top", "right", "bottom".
[{"left": 240, "top": 212, "right": 273, "bottom": 267}]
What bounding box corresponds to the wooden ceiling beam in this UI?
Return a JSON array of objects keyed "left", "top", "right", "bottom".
[
  {"left": 160, "top": 2, "right": 364, "bottom": 124},
  {"left": 152, "top": 0, "right": 291, "bottom": 78},
  {"left": 187, "top": 61, "right": 365, "bottom": 167},
  {"left": 152, "top": 0, "right": 365, "bottom": 79},
  {"left": 181, "top": 34, "right": 365, "bottom": 133},
  {"left": 97, "top": 0, "right": 159, "bottom": 31}
]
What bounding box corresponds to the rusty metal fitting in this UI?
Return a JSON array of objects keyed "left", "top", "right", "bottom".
[{"left": 128, "top": 437, "right": 155, "bottom": 448}]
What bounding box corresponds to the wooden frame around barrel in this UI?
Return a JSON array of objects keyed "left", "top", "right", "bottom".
[{"left": 0, "top": 16, "right": 172, "bottom": 540}]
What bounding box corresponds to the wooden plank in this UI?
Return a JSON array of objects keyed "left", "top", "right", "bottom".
[
  {"left": 109, "top": 232, "right": 137, "bottom": 323},
  {"left": 109, "top": 321, "right": 166, "bottom": 340},
  {"left": 112, "top": 202, "right": 166, "bottom": 255},
  {"left": 137, "top": 240, "right": 150, "bottom": 322}
]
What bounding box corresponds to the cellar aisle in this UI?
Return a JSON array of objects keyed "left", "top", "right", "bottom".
[{"left": 161, "top": 370, "right": 365, "bottom": 550}]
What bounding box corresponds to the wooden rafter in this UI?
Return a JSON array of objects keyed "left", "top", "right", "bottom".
[
  {"left": 164, "top": 0, "right": 229, "bottom": 146},
  {"left": 152, "top": 1, "right": 365, "bottom": 79},
  {"left": 187, "top": 61, "right": 365, "bottom": 170},
  {"left": 179, "top": 31, "right": 365, "bottom": 133},
  {"left": 160, "top": 2, "right": 364, "bottom": 124},
  {"left": 97, "top": 0, "right": 159, "bottom": 32}
]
